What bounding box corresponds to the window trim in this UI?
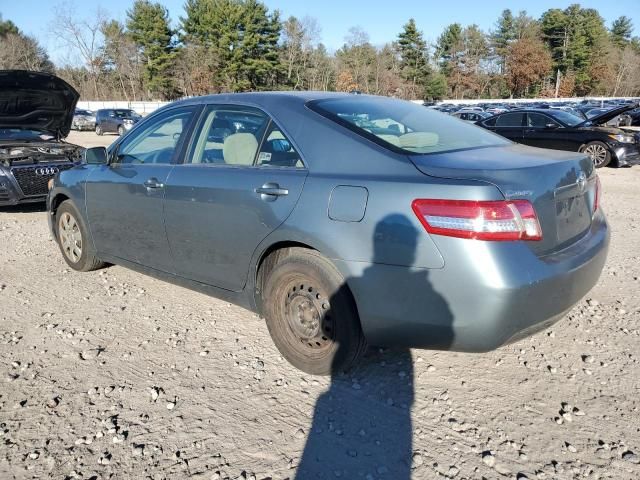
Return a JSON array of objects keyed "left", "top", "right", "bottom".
[
  {"left": 178, "top": 103, "right": 307, "bottom": 170},
  {"left": 109, "top": 105, "right": 201, "bottom": 166}
]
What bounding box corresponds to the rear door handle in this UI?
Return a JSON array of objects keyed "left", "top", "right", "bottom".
[
  {"left": 255, "top": 182, "right": 288, "bottom": 198},
  {"left": 144, "top": 177, "right": 164, "bottom": 189}
]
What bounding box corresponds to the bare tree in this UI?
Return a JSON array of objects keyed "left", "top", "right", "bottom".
[
  {"left": 0, "top": 33, "right": 54, "bottom": 71},
  {"left": 50, "top": 3, "right": 107, "bottom": 99}
]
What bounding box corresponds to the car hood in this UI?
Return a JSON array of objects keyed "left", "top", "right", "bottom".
[
  {"left": 580, "top": 103, "right": 638, "bottom": 126},
  {"left": 0, "top": 70, "right": 79, "bottom": 138}
]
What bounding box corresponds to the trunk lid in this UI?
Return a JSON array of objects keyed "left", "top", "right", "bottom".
[
  {"left": 408, "top": 144, "right": 597, "bottom": 255},
  {"left": 0, "top": 70, "right": 79, "bottom": 138}
]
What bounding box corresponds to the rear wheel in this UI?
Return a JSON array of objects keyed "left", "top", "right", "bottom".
[
  {"left": 262, "top": 248, "right": 366, "bottom": 375},
  {"left": 117, "top": 125, "right": 125, "bottom": 136},
  {"left": 95, "top": 125, "right": 103, "bottom": 136},
  {"left": 56, "top": 201, "right": 105, "bottom": 272},
  {"left": 581, "top": 141, "right": 611, "bottom": 168}
]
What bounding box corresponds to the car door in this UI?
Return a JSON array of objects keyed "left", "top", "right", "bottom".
[
  {"left": 85, "top": 105, "right": 199, "bottom": 272},
  {"left": 488, "top": 112, "right": 525, "bottom": 142},
  {"left": 163, "top": 104, "right": 308, "bottom": 292},
  {"left": 522, "top": 112, "right": 565, "bottom": 149}
]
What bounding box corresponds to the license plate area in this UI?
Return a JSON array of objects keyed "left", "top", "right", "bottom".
[{"left": 555, "top": 188, "right": 591, "bottom": 244}]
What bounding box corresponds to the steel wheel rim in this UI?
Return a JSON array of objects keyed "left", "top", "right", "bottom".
[
  {"left": 59, "top": 212, "right": 82, "bottom": 263},
  {"left": 284, "top": 281, "right": 334, "bottom": 351},
  {"left": 584, "top": 144, "right": 608, "bottom": 166}
]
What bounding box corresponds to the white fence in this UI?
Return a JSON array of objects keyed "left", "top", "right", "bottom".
[
  {"left": 76, "top": 101, "right": 170, "bottom": 116},
  {"left": 430, "top": 96, "right": 639, "bottom": 106}
]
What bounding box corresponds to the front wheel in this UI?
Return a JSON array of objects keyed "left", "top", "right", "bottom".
[
  {"left": 56, "top": 201, "right": 105, "bottom": 272},
  {"left": 581, "top": 141, "right": 611, "bottom": 168},
  {"left": 262, "top": 248, "right": 366, "bottom": 375}
]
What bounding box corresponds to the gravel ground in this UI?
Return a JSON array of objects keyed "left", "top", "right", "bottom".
[{"left": 0, "top": 134, "right": 639, "bottom": 479}]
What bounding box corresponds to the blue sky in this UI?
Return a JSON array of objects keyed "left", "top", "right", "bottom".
[{"left": 2, "top": 0, "right": 639, "bottom": 65}]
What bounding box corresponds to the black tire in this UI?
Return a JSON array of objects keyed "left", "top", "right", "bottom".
[
  {"left": 55, "top": 201, "right": 105, "bottom": 272},
  {"left": 95, "top": 125, "right": 103, "bottom": 136},
  {"left": 580, "top": 141, "right": 611, "bottom": 168},
  {"left": 262, "top": 248, "right": 366, "bottom": 375},
  {"left": 117, "top": 125, "right": 125, "bottom": 136}
]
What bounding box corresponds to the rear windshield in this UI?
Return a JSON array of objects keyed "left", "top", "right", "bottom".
[{"left": 307, "top": 97, "right": 510, "bottom": 154}]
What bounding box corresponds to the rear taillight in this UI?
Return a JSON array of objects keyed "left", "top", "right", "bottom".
[
  {"left": 594, "top": 176, "right": 601, "bottom": 212},
  {"left": 412, "top": 199, "right": 542, "bottom": 241}
]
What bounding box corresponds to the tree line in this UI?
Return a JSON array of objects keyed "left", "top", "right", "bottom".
[{"left": 1, "top": 2, "right": 639, "bottom": 101}]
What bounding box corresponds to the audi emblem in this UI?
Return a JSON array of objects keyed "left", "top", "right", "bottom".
[{"left": 35, "top": 167, "right": 59, "bottom": 176}]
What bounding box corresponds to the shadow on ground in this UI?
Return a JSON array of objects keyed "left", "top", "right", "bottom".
[{"left": 296, "top": 214, "right": 454, "bottom": 479}]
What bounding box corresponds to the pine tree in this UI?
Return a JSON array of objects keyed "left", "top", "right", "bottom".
[
  {"left": 492, "top": 9, "right": 516, "bottom": 71},
  {"left": 397, "top": 19, "right": 430, "bottom": 94},
  {"left": 127, "top": 0, "right": 176, "bottom": 99},
  {"left": 611, "top": 16, "right": 633, "bottom": 47},
  {"left": 181, "top": 0, "right": 281, "bottom": 92}
]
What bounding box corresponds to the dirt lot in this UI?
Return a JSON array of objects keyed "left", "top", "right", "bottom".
[{"left": 1, "top": 133, "right": 639, "bottom": 479}]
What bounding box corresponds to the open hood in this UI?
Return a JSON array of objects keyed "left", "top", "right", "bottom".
[
  {"left": 580, "top": 102, "right": 639, "bottom": 126},
  {"left": 0, "top": 70, "right": 79, "bottom": 138}
]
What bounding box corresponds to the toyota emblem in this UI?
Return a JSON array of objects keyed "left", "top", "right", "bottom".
[
  {"left": 35, "top": 167, "right": 59, "bottom": 176},
  {"left": 576, "top": 172, "right": 587, "bottom": 193}
]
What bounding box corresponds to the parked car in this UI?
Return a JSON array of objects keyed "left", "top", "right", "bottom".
[
  {"left": 451, "top": 111, "right": 492, "bottom": 122},
  {"left": 72, "top": 108, "right": 96, "bottom": 131},
  {"left": 48, "top": 93, "right": 609, "bottom": 374},
  {"left": 95, "top": 108, "right": 141, "bottom": 136},
  {"left": 585, "top": 108, "right": 632, "bottom": 127},
  {"left": 477, "top": 105, "right": 640, "bottom": 167},
  {"left": 0, "top": 70, "right": 83, "bottom": 207}
]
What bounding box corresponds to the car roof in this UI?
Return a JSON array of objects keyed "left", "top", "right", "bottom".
[{"left": 173, "top": 91, "right": 356, "bottom": 109}]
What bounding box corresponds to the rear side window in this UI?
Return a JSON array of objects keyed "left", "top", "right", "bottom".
[
  {"left": 495, "top": 113, "right": 525, "bottom": 127},
  {"left": 307, "top": 97, "right": 510, "bottom": 155}
]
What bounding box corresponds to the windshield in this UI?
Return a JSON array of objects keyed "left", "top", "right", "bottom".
[
  {"left": 308, "top": 97, "right": 510, "bottom": 154},
  {"left": 113, "top": 109, "right": 139, "bottom": 118},
  {"left": 0, "top": 128, "right": 56, "bottom": 141},
  {"left": 549, "top": 110, "right": 585, "bottom": 126}
]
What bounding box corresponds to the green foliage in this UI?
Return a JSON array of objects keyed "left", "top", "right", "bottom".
[
  {"left": 540, "top": 4, "right": 608, "bottom": 94},
  {"left": 181, "top": 0, "right": 281, "bottom": 92},
  {"left": 0, "top": 14, "right": 19, "bottom": 37},
  {"left": 127, "top": 0, "right": 177, "bottom": 98},
  {"left": 611, "top": 16, "right": 633, "bottom": 47},
  {"left": 397, "top": 19, "right": 430, "bottom": 85}
]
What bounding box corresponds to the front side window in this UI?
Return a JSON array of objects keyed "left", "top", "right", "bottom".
[
  {"left": 527, "top": 113, "right": 559, "bottom": 128},
  {"left": 114, "top": 107, "right": 195, "bottom": 165},
  {"left": 308, "top": 97, "right": 509, "bottom": 155}
]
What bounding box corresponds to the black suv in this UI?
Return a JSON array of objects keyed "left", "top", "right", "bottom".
[
  {"left": 95, "top": 109, "right": 141, "bottom": 136},
  {"left": 0, "top": 70, "right": 83, "bottom": 206}
]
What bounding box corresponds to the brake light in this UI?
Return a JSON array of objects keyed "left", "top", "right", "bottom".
[
  {"left": 412, "top": 199, "right": 542, "bottom": 241},
  {"left": 594, "top": 176, "right": 601, "bottom": 212}
]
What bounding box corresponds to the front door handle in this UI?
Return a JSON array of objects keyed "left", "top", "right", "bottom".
[
  {"left": 255, "top": 182, "right": 288, "bottom": 200},
  {"left": 144, "top": 177, "right": 164, "bottom": 189}
]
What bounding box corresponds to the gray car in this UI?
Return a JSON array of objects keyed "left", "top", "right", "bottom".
[{"left": 47, "top": 92, "right": 609, "bottom": 374}]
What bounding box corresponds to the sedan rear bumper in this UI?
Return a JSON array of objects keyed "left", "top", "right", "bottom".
[{"left": 336, "top": 212, "right": 609, "bottom": 352}]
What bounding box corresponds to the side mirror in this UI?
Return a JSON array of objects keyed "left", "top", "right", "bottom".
[
  {"left": 545, "top": 123, "right": 559, "bottom": 129},
  {"left": 84, "top": 146, "right": 108, "bottom": 165}
]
